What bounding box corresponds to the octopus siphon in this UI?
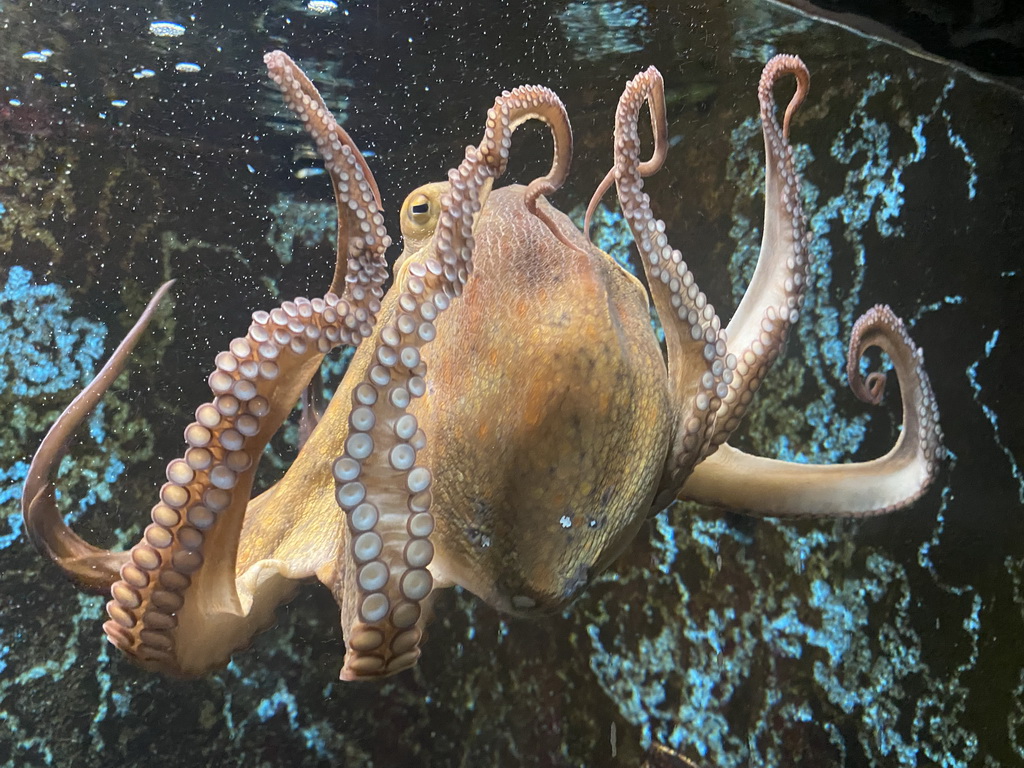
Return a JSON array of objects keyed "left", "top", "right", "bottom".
[{"left": 23, "top": 51, "right": 944, "bottom": 681}]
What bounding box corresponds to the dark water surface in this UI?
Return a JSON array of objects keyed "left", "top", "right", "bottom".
[{"left": 1, "top": 1, "right": 1021, "bottom": 766}]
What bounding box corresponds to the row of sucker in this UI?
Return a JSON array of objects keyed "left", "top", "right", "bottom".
[
  {"left": 332, "top": 84, "right": 573, "bottom": 680},
  {"left": 104, "top": 295, "right": 365, "bottom": 672},
  {"left": 103, "top": 51, "right": 396, "bottom": 674},
  {"left": 610, "top": 66, "right": 733, "bottom": 481},
  {"left": 711, "top": 54, "right": 813, "bottom": 450},
  {"left": 264, "top": 50, "right": 390, "bottom": 302},
  {"left": 846, "top": 304, "right": 945, "bottom": 512}
]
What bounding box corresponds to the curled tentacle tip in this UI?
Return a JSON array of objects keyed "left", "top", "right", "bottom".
[
  {"left": 846, "top": 303, "right": 917, "bottom": 408},
  {"left": 264, "top": 50, "right": 288, "bottom": 69},
  {"left": 760, "top": 54, "right": 811, "bottom": 140},
  {"left": 847, "top": 304, "right": 884, "bottom": 404},
  {"left": 762, "top": 53, "right": 809, "bottom": 83},
  {"left": 863, "top": 371, "right": 888, "bottom": 405}
]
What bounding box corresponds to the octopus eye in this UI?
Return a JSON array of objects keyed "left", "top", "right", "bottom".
[
  {"left": 407, "top": 194, "right": 432, "bottom": 225},
  {"left": 399, "top": 183, "right": 443, "bottom": 248}
]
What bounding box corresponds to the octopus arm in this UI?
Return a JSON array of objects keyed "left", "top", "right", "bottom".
[
  {"left": 25, "top": 281, "right": 379, "bottom": 677},
  {"left": 264, "top": 51, "right": 390, "bottom": 298},
  {"left": 713, "top": 55, "right": 814, "bottom": 450},
  {"left": 326, "top": 85, "right": 576, "bottom": 681},
  {"left": 23, "top": 50, "right": 396, "bottom": 677},
  {"left": 604, "top": 65, "right": 733, "bottom": 488},
  {"left": 22, "top": 282, "right": 175, "bottom": 592},
  {"left": 681, "top": 306, "right": 944, "bottom": 517}
]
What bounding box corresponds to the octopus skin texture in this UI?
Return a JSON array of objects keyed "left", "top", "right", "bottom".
[{"left": 23, "top": 51, "right": 944, "bottom": 682}]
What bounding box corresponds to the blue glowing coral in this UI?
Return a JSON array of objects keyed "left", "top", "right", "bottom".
[
  {"left": 0, "top": 266, "right": 106, "bottom": 398},
  {"left": 585, "top": 510, "right": 982, "bottom": 767},
  {"left": 0, "top": 267, "right": 122, "bottom": 547}
]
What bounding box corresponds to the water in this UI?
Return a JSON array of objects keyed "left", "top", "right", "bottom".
[{"left": 0, "top": 1, "right": 1021, "bottom": 766}]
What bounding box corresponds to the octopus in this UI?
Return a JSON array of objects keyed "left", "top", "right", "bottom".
[{"left": 23, "top": 52, "right": 944, "bottom": 681}]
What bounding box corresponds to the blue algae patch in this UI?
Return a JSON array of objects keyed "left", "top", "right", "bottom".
[
  {"left": 650, "top": 510, "right": 679, "bottom": 573},
  {"left": 912, "top": 294, "right": 964, "bottom": 323},
  {"left": 558, "top": 0, "right": 650, "bottom": 61},
  {"left": 0, "top": 631, "right": 10, "bottom": 675},
  {"left": 916, "top": 486, "right": 960, "bottom": 583},
  {"left": 209, "top": 659, "right": 340, "bottom": 762},
  {"left": 586, "top": 512, "right": 984, "bottom": 766},
  {"left": 966, "top": 330, "right": 1022, "bottom": 502},
  {"left": 0, "top": 504, "right": 24, "bottom": 549},
  {"left": 90, "top": 640, "right": 116, "bottom": 746},
  {"left": 1, "top": 593, "right": 108, "bottom": 762},
  {"left": 0, "top": 267, "right": 126, "bottom": 546},
  {"left": 1006, "top": 556, "right": 1024, "bottom": 761},
  {"left": 943, "top": 118, "right": 978, "bottom": 200},
  {"left": 984, "top": 329, "right": 1000, "bottom": 356},
  {"left": 688, "top": 515, "right": 753, "bottom": 554},
  {"left": 257, "top": 684, "right": 301, "bottom": 728},
  {"left": 731, "top": 13, "right": 816, "bottom": 65},
  {"left": 0, "top": 266, "right": 106, "bottom": 398},
  {"left": 782, "top": 526, "right": 830, "bottom": 573}
]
